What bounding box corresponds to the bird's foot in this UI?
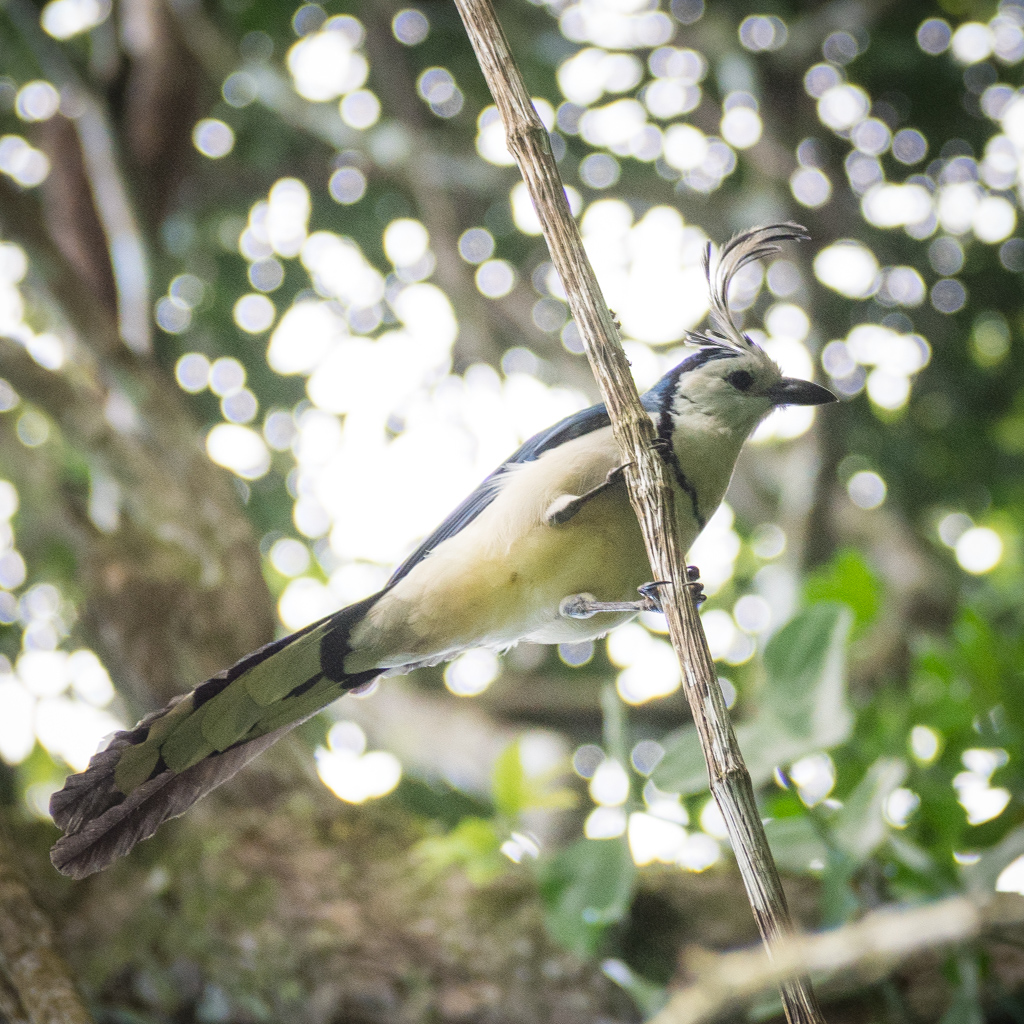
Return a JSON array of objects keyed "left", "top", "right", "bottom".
[
  {"left": 560, "top": 568, "right": 704, "bottom": 620},
  {"left": 649, "top": 435, "right": 672, "bottom": 460},
  {"left": 637, "top": 581, "right": 670, "bottom": 613},
  {"left": 635, "top": 579, "right": 709, "bottom": 611},
  {"left": 560, "top": 581, "right": 669, "bottom": 619}
]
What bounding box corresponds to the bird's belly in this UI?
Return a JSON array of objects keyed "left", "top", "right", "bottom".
[{"left": 349, "top": 487, "right": 651, "bottom": 668}]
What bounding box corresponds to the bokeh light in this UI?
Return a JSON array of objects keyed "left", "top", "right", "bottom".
[
  {"left": 847, "top": 471, "right": 887, "bottom": 509},
  {"left": 40, "top": 0, "right": 110, "bottom": 39},
  {"left": 955, "top": 527, "right": 1004, "bottom": 574},
  {"left": 288, "top": 22, "right": 368, "bottom": 102},
  {"left": 192, "top": 119, "right": 235, "bottom": 159},
  {"left": 315, "top": 720, "right": 401, "bottom": 803},
  {"left": 393, "top": 8, "right": 429, "bottom": 45}
]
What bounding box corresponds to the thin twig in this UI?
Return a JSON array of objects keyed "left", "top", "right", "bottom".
[
  {"left": 451, "top": 3, "right": 824, "bottom": 1022},
  {"left": 649, "top": 894, "right": 1024, "bottom": 1024}
]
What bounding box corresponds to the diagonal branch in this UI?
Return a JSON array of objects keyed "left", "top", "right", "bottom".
[{"left": 451, "top": 3, "right": 825, "bottom": 1023}]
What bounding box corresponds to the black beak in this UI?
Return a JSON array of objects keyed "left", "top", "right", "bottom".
[{"left": 768, "top": 377, "right": 837, "bottom": 407}]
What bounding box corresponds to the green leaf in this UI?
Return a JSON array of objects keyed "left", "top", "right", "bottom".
[
  {"left": 394, "top": 775, "right": 490, "bottom": 828},
  {"left": 413, "top": 817, "right": 506, "bottom": 886},
  {"left": 600, "top": 959, "right": 668, "bottom": 1018},
  {"left": 831, "top": 756, "right": 908, "bottom": 862},
  {"left": 888, "top": 834, "right": 937, "bottom": 876},
  {"left": 961, "top": 824, "right": 1024, "bottom": 894},
  {"left": 803, "top": 548, "right": 880, "bottom": 632},
  {"left": 762, "top": 602, "right": 853, "bottom": 742},
  {"left": 763, "top": 815, "right": 829, "bottom": 874},
  {"left": 654, "top": 604, "right": 853, "bottom": 794},
  {"left": 491, "top": 739, "right": 576, "bottom": 818},
  {"left": 539, "top": 836, "right": 636, "bottom": 957},
  {"left": 819, "top": 856, "right": 860, "bottom": 927},
  {"left": 940, "top": 993, "right": 984, "bottom": 1024},
  {"left": 940, "top": 956, "right": 984, "bottom": 1024},
  {"left": 492, "top": 740, "right": 530, "bottom": 818},
  {"left": 649, "top": 724, "right": 707, "bottom": 795},
  {"left": 952, "top": 608, "right": 1002, "bottom": 698}
]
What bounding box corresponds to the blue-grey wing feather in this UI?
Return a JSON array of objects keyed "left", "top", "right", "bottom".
[{"left": 387, "top": 402, "right": 617, "bottom": 586}]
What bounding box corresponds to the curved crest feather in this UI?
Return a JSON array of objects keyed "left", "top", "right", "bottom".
[{"left": 685, "top": 222, "right": 809, "bottom": 353}]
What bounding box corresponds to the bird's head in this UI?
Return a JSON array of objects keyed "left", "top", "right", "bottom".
[{"left": 646, "top": 223, "right": 835, "bottom": 437}]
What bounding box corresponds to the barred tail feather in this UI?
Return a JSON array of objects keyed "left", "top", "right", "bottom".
[
  {"left": 50, "top": 592, "right": 383, "bottom": 878},
  {"left": 49, "top": 723, "right": 295, "bottom": 879}
]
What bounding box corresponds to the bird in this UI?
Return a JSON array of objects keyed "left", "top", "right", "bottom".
[{"left": 49, "top": 223, "right": 836, "bottom": 878}]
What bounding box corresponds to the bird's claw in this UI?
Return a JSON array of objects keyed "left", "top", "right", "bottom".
[
  {"left": 638, "top": 581, "right": 670, "bottom": 613},
  {"left": 649, "top": 436, "right": 671, "bottom": 459},
  {"left": 684, "top": 564, "right": 705, "bottom": 605},
  {"left": 607, "top": 463, "right": 630, "bottom": 484},
  {"left": 635, "top": 577, "right": 705, "bottom": 612}
]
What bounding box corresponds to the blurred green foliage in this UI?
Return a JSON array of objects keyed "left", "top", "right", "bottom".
[{"left": 540, "top": 833, "right": 637, "bottom": 957}]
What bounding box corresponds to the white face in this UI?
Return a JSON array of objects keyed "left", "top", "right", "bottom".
[{"left": 673, "top": 349, "right": 781, "bottom": 436}]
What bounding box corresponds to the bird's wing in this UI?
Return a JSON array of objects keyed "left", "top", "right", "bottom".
[{"left": 386, "top": 401, "right": 613, "bottom": 586}]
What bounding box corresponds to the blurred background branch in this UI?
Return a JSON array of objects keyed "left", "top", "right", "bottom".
[{"left": 651, "top": 893, "right": 1024, "bottom": 1024}]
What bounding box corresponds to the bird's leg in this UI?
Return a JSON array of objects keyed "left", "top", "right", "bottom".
[
  {"left": 559, "top": 567, "right": 705, "bottom": 619},
  {"left": 544, "top": 464, "right": 630, "bottom": 526},
  {"left": 560, "top": 581, "right": 670, "bottom": 619},
  {"left": 559, "top": 588, "right": 660, "bottom": 619}
]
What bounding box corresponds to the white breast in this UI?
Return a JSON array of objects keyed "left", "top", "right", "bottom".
[{"left": 344, "top": 413, "right": 737, "bottom": 673}]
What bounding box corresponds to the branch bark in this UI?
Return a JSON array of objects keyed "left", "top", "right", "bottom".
[{"left": 451, "top": 4, "right": 825, "bottom": 1022}]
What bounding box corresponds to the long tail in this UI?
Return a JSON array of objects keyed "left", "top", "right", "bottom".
[{"left": 50, "top": 593, "right": 383, "bottom": 879}]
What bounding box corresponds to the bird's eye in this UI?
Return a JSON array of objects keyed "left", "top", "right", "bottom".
[{"left": 727, "top": 369, "right": 755, "bottom": 392}]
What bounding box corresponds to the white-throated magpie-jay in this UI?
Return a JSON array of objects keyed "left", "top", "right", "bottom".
[{"left": 50, "top": 223, "right": 835, "bottom": 877}]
